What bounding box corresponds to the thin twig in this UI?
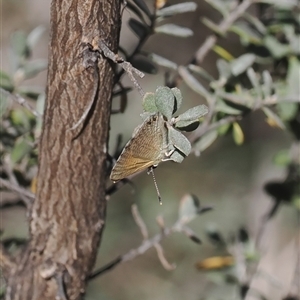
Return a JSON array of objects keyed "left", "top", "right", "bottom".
[
  {"left": 2, "top": 157, "right": 34, "bottom": 207},
  {"left": 195, "top": 0, "right": 254, "bottom": 63},
  {"left": 131, "top": 204, "right": 149, "bottom": 239},
  {"left": 89, "top": 219, "right": 182, "bottom": 279},
  {"left": 0, "top": 87, "right": 41, "bottom": 118},
  {"left": 154, "top": 243, "right": 176, "bottom": 270},
  {"left": 97, "top": 40, "right": 145, "bottom": 97},
  {"left": 0, "top": 178, "right": 35, "bottom": 202}
]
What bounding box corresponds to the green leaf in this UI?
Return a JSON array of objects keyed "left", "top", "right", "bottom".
[
  {"left": 142, "top": 92, "right": 158, "bottom": 113},
  {"left": 213, "top": 45, "right": 234, "bottom": 61},
  {"left": 178, "top": 194, "right": 200, "bottom": 224},
  {"left": 277, "top": 102, "right": 298, "bottom": 121},
  {"left": 194, "top": 130, "right": 218, "bottom": 154},
  {"left": 169, "top": 148, "right": 185, "bottom": 163},
  {"left": 0, "top": 90, "right": 9, "bottom": 118},
  {"left": 149, "top": 53, "right": 178, "bottom": 70},
  {"left": 11, "top": 138, "right": 33, "bottom": 164},
  {"left": 156, "top": 2, "right": 197, "bottom": 17},
  {"left": 217, "top": 59, "right": 231, "bottom": 80},
  {"left": 264, "top": 36, "right": 290, "bottom": 58},
  {"left": 128, "top": 18, "right": 149, "bottom": 38},
  {"left": 175, "top": 105, "right": 208, "bottom": 128},
  {"left": 10, "top": 109, "right": 32, "bottom": 130},
  {"left": 27, "top": 26, "right": 46, "bottom": 50},
  {"left": 262, "top": 70, "right": 273, "bottom": 98},
  {"left": 257, "top": 0, "right": 297, "bottom": 9},
  {"left": 168, "top": 126, "right": 191, "bottom": 156},
  {"left": 178, "top": 66, "right": 211, "bottom": 99},
  {"left": 287, "top": 56, "right": 300, "bottom": 98},
  {"left": 171, "top": 87, "right": 183, "bottom": 112},
  {"left": 244, "top": 13, "right": 267, "bottom": 35},
  {"left": 247, "top": 68, "right": 262, "bottom": 96},
  {"left": 131, "top": 55, "right": 157, "bottom": 74},
  {"left": 215, "top": 99, "right": 242, "bottom": 115},
  {"left": 155, "top": 86, "right": 175, "bottom": 119},
  {"left": 155, "top": 24, "right": 193, "bottom": 37},
  {"left": 232, "top": 122, "right": 244, "bottom": 145},
  {"left": 0, "top": 71, "right": 14, "bottom": 91},
  {"left": 273, "top": 149, "right": 291, "bottom": 166},
  {"left": 132, "top": 0, "right": 152, "bottom": 18},
  {"left": 230, "top": 21, "right": 262, "bottom": 45},
  {"left": 262, "top": 107, "right": 285, "bottom": 129},
  {"left": 292, "top": 196, "right": 300, "bottom": 211},
  {"left": 230, "top": 54, "right": 256, "bottom": 76},
  {"left": 22, "top": 59, "right": 48, "bottom": 79},
  {"left": 218, "top": 123, "right": 231, "bottom": 135},
  {"left": 188, "top": 64, "right": 215, "bottom": 81},
  {"left": 205, "top": 0, "right": 229, "bottom": 17},
  {"left": 11, "top": 31, "right": 29, "bottom": 60},
  {"left": 202, "top": 18, "right": 225, "bottom": 37}
]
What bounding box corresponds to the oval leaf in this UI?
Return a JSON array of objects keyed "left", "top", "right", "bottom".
[
  {"left": 142, "top": 92, "right": 158, "bottom": 113},
  {"left": 194, "top": 130, "right": 218, "bottom": 154},
  {"left": 155, "top": 86, "right": 175, "bottom": 119},
  {"left": 27, "top": 26, "right": 46, "bottom": 50},
  {"left": 232, "top": 122, "right": 244, "bottom": 145},
  {"left": 230, "top": 54, "right": 256, "bottom": 76},
  {"left": 217, "top": 59, "right": 231, "bottom": 80},
  {"left": 171, "top": 87, "right": 183, "bottom": 112},
  {"left": 155, "top": 24, "right": 193, "bottom": 37},
  {"left": 178, "top": 66, "right": 211, "bottom": 99},
  {"left": 150, "top": 53, "right": 178, "bottom": 70},
  {"left": 169, "top": 149, "right": 185, "bottom": 163},
  {"left": 156, "top": 2, "right": 197, "bottom": 17},
  {"left": 262, "top": 107, "right": 285, "bottom": 129},
  {"left": 11, "top": 138, "right": 33, "bottom": 164},
  {"left": 168, "top": 126, "right": 191, "bottom": 156},
  {"left": 175, "top": 105, "right": 208, "bottom": 126}
]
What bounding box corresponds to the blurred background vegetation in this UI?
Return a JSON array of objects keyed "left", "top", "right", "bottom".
[{"left": 1, "top": 0, "right": 299, "bottom": 299}]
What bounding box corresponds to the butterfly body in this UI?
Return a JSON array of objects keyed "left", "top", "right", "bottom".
[{"left": 110, "top": 113, "right": 170, "bottom": 181}]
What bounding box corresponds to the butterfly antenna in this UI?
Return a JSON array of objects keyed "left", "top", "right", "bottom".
[{"left": 148, "top": 167, "right": 162, "bottom": 205}]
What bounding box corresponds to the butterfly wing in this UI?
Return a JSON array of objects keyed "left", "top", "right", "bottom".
[{"left": 110, "top": 113, "right": 167, "bottom": 181}]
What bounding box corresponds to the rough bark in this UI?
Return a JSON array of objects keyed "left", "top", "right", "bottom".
[{"left": 4, "top": 1, "right": 121, "bottom": 299}]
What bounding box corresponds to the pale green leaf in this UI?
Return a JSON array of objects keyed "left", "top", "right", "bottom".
[
  {"left": 155, "top": 24, "right": 193, "bottom": 37},
  {"left": 178, "top": 66, "right": 211, "bottom": 99},
  {"left": 142, "top": 92, "right": 158, "bottom": 113},
  {"left": 168, "top": 126, "right": 191, "bottom": 156},
  {"left": 230, "top": 54, "right": 256, "bottom": 76},
  {"left": 156, "top": 2, "right": 197, "bottom": 17},
  {"left": 232, "top": 122, "right": 244, "bottom": 145},
  {"left": 155, "top": 86, "right": 175, "bottom": 119},
  {"left": 150, "top": 53, "right": 178, "bottom": 70}
]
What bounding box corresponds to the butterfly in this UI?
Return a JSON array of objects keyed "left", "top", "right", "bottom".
[{"left": 110, "top": 113, "right": 172, "bottom": 182}]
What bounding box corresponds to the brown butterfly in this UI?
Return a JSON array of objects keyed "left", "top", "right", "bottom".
[{"left": 110, "top": 113, "right": 171, "bottom": 182}]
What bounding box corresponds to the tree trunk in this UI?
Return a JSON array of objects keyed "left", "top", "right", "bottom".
[{"left": 5, "top": 1, "right": 121, "bottom": 299}]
